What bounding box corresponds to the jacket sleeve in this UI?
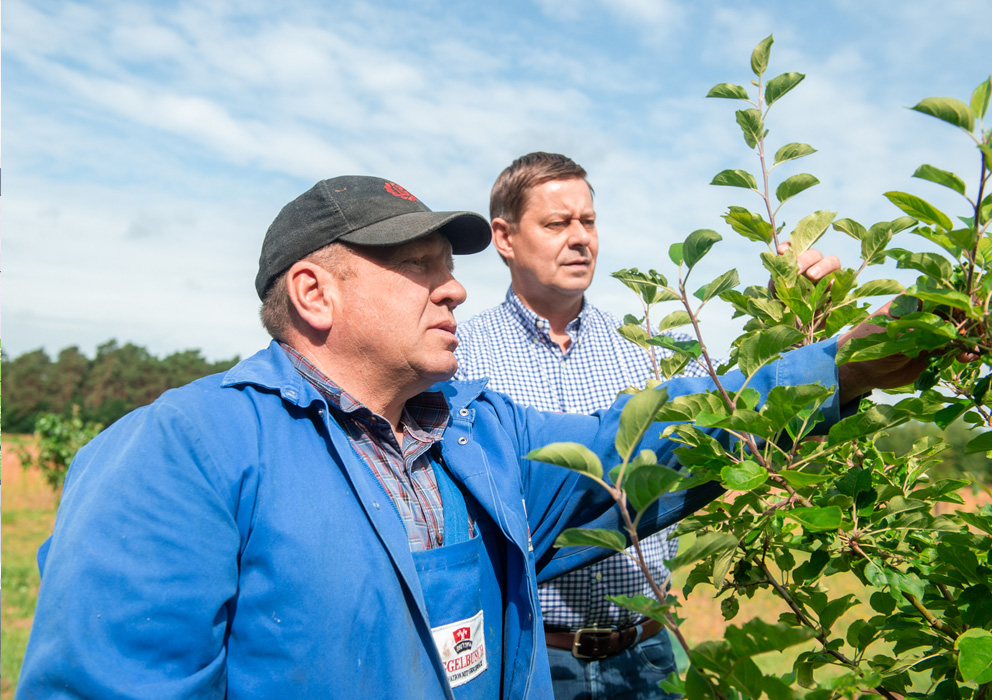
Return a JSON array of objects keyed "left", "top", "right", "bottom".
[
  {"left": 514, "top": 338, "right": 842, "bottom": 582},
  {"left": 16, "top": 390, "right": 252, "bottom": 700}
]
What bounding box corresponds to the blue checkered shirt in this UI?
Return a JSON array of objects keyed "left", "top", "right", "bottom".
[
  {"left": 454, "top": 288, "right": 709, "bottom": 628},
  {"left": 281, "top": 343, "right": 458, "bottom": 552}
]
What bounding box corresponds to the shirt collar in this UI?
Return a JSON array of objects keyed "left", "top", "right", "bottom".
[
  {"left": 279, "top": 343, "right": 449, "bottom": 441},
  {"left": 504, "top": 286, "right": 588, "bottom": 341}
]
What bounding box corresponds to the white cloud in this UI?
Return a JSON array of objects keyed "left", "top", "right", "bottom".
[{"left": 3, "top": 0, "right": 988, "bottom": 363}]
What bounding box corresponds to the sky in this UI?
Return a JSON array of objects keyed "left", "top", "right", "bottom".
[{"left": 2, "top": 0, "right": 989, "bottom": 363}]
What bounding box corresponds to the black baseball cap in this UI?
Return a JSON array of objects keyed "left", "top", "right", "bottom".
[{"left": 255, "top": 176, "right": 491, "bottom": 299}]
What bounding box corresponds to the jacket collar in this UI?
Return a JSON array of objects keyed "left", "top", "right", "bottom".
[{"left": 223, "top": 340, "right": 491, "bottom": 416}]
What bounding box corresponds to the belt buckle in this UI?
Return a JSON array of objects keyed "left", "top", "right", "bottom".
[{"left": 571, "top": 627, "right": 614, "bottom": 659}]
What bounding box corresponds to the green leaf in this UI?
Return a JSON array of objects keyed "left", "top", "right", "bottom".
[
  {"left": 934, "top": 402, "right": 969, "bottom": 430},
  {"left": 683, "top": 229, "right": 722, "bottom": 269},
  {"left": 823, "top": 304, "right": 869, "bottom": 337},
  {"left": 774, "top": 142, "right": 817, "bottom": 165},
  {"left": 611, "top": 268, "right": 679, "bottom": 304},
  {"left": 780, "top": 469, "right": 831, "bottom": 488},
  {"left": 850, "top": 279, "right": 905, "bottom": 298},
  {"left": 657, "top": 310, "right": 692, "bottom": 333},
  {"left": 616, "top": 387, "right": 671, "bottom": 463},
  {"left": 609, "top": 449, "right": 656, "bottom": 485},
  {"left": 955, "top": 629, "right": 992, "bottom": 683},
  {"left": 720, "top": 460, "right": 768, "bottom": 491},
  {"left": 707, "top": 82, "right": 750, "bottom": 100},
  {"left": 667, "top": 532, "right": 738, "bottom": 571},
  {"left": 606, "top": 594, "right": 668, "bottom": 625},
  {"left": 828, "top": 405, "right": 905, "bottom": 443},
  {"left": 787, "top": 506, "right": 843, "bottom": 532},
  {"left": 887, "top": 248, "right": 954, "bottom": 282},
  {"left": 751, "top": 34, "right": 773, "bottom": 77},
  {"left": 617, "top": 323, "right": 651, "bottom": 351},
  {"left": 729, "top": 656, "right": 765, "bottom": 699},
  {"left": 789, "top": 210, "right": 836, "bottom": 254},
  {"left": 884, "top": 191, "right": 954, "bottom": 230},
  {"left": 908, "top": 288, "right": 979, "bottom": 316},
  {"left": 694, "top": 269, "right": 740, "bottom": 302},
  {"left": 765, "top": 72, "right": 804, "bottom": 106},
  {"left": 776, "top": 173, "right": 819, "bottom": 204},
  {"left": 911, "top": 96, "right": 974, "bottom": 132},
  {"left": 818, "top": 594, "right": 858, "bottom": 632},
  {"left": 971, "top": 77, "right": 991, "bottom": 120},
  {"left": 725, "top": 619, "right": 816, "bottom": 655},
  {"left": 832, "top": 217, "right": 867, "bottom": 241},
  {"left": 625, "top": 463, "right": 684, "bottom": 512},
  {"left": 555, "top": 527, "right": 627, "bottom": 553},
  {"left": 647, "top": 334, "right": 703, "bottom": 360},
  {"left": 723, "top": 206, "right": 774, "bottom": 244},
  {"left": 737, "top": 326, "right": 805, "bottom": 377},
  {"left": 668, "top": 242, "right": 683, "bottom": 266},
  {"left": 527, "top": 442, "right": 603, "bottom": 480},
  {"left": 656, "top": 392, "right": 727, "bottom": 423},
  {"left": 711, "top": 169, "right": 758, "bottom": 190},
  {"left": 964, "top": 430, "right": 992, "bottom": 455},
  {"left": 913, "top": 164, "right": 967, "bottom": 196},
  {"left": 835, "top": 333, "right": 915, "bottom": 365},
  {"left": 762, "top": 384, "right": 833, "bottom": 433},
  {"left": 736, "top": 108, "right": 764, "bottom": 149}
]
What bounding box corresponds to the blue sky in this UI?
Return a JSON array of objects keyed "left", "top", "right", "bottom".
[{"left": 2, "top": 0, "right": 988, "bottom": 362}]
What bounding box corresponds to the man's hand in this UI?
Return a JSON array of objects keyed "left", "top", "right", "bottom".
[
  {"left": 778, "top": 242, "right": 841, "bottom": 282},
  {"left": 836, "top": 300, "right": 980, "bottom": 406}
]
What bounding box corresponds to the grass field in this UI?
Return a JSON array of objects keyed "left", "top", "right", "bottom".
[
  {"left": 1, "top": 433, "right": 988, "bottom": 698},
  {"left": 2, "top": 436, "right": 58, "bottom": 700}
]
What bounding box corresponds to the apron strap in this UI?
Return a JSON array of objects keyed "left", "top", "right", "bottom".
[{"left": 433, "top": 447, "right": 472, "bottom": 545}]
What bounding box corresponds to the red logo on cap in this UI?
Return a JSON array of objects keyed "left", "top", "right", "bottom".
[{"left": 384, "top": 182, "right": 418, "bottom": 201}]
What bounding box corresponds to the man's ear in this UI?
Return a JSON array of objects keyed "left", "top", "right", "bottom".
[
  {"left": 286, "top": 261, "right": 335, "bottom": 332},
  {"left": 491, "top": 218, "right": 515, "bottom": 261}
]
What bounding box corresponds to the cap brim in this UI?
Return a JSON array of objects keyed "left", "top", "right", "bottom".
[{"left": 337, "top": 210, "right": 491, "bottom": 255}]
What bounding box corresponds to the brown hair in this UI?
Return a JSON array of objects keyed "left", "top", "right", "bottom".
[
  {"left": 259, "top": 242, "right": 348, "bottom": 341},
  {"left": 489, "top": 152, "right": 593, "bottom": 225}
]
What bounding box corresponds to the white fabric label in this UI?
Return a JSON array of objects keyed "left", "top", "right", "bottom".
[{"left": 431, "top": 610, "right": 488, "bottom": 688}]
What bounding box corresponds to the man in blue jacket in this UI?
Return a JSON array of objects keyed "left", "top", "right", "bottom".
[{"left": 17, "top": 175, "right": 925, "bottom": 700}]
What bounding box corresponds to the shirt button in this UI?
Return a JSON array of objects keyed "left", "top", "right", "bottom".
[
  {"left": 457, "top": 437, "right": 468, "bottom": 445},
  {"left": 596, "top": 572, "right": 603, "bottom": 582}
]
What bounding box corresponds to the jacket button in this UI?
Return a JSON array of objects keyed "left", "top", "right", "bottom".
[
  {"left": 458, "top": 437, "right": 468, "bottom": 445},
  {"left": 459, "top": 408, "right": 469, "bottom": 417}
]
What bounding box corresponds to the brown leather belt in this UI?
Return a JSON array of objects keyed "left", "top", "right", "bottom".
[{"left": 544, "top": 618, "right": 664, "bottom": 659}]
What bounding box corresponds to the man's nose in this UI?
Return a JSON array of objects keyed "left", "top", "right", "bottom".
[
  {"left": 567, "top": 221, "right": 591, "bottom": 247},
  {"left": 434, "top": 273, "right": 467, "bottom": 308}
]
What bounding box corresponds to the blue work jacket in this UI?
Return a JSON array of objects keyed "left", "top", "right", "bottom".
[{"left": 17, "top": 339, "right": 841, "bottom": 699}]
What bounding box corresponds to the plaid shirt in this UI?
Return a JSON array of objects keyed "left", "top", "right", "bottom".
[
  {"left": 282, "top": 344, "right": 456, "bottom": 552},
  {"left": 455, "top": 288, "right": 710, "bottom": 629}
]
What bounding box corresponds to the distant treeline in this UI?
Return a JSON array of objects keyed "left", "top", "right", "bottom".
[{"left": 2, "top": 341, "right": 240, "bottom": 434}]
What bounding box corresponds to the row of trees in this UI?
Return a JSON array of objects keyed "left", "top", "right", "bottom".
[{"left": 1, "top": 340, "right": 239, "bottom": 433}]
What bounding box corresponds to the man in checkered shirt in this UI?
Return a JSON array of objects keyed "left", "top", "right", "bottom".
[{"left": 455, "top": 152, "right": 840, "bottom": 699}]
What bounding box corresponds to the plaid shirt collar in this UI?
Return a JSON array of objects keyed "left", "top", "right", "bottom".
[
  {"left": 504, "top": 287, "right": 589, "bottom": 347},
  {"left": 278, "top": 343, "right": 449, "bottom": 442}
]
